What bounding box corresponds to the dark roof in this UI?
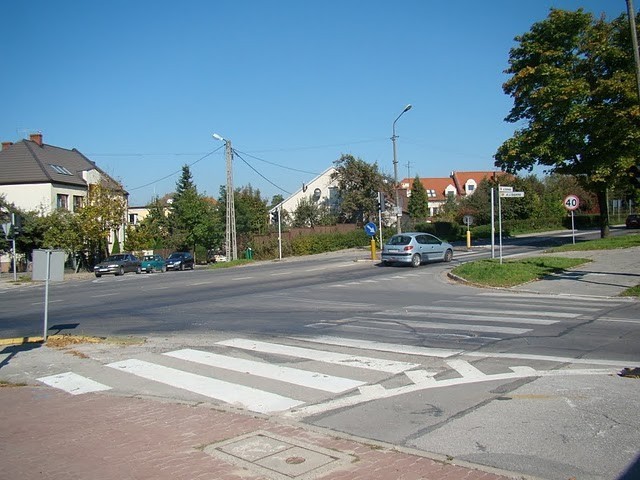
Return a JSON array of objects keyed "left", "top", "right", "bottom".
[{"left": 0, "top": 139, "right": 124, "bottom": 192}]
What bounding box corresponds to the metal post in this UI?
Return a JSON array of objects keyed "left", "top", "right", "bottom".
[
  {"left": 11, "top": 213, "right": 17, "bottom": 282},
  {"left": 491, "top": 188, "right": 495, "bottom": 259},
  {"left": 391, "top": 104, "right": 412, "bottom": 234},
  {"left": 498, "top": 185, "right": 503, "bottom": 264},
  {"left": 277, "top": 205, "right": 282, "bottom": 260},
  {"left": 43, "top": 250, "right": 51, "bottom": 342}
]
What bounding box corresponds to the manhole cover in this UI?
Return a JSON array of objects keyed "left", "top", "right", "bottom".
[{"left": 204, "top": 430, "right": 353, "bottom": 479}]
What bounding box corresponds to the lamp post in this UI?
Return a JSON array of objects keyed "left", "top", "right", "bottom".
[
  {"left": 212, "top": 133, "right": 237, "bottom": 261},
  {"left": 392, "top": 104, "right": 412, "bottom": 233}
]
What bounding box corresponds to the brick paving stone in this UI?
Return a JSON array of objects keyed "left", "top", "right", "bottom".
[{"left": 0, "top": 386, "right": 519, "bottom": 480}]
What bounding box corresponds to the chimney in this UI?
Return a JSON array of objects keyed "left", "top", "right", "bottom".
[
  {"left": 1, "top": 141, "right": 13, "bottom": 151},
  {"left": 29, "top": 132, "right": 43, "bottom": 146}
]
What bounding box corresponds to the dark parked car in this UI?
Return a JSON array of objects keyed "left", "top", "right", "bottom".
[
  {"left": 94, "top": 253, "right": 141, "bottom": 277},
  {"left": 141, "top": 254, "right": 167, "bottom": 273},
  {"left": 381, "top": 232, "right": 454, "bottom": 267},
  {"left": 165, "top": 252, "right": 195, "bottom": 271},
  {"left": 626, "top": 214, "right": 640, "bottom": 229}
]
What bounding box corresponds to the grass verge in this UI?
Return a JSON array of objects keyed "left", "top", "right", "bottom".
[
  {"left": 205, "top": 259, "right": 254, "bottom": 269},
  {"left": 547, "top": 233, "right": 640, "bottom": 252},
  {"left": 451, "top": 256, "right": 590, "bottom": 288}
]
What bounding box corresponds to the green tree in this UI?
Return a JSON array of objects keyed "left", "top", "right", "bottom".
[
  {"left": 77, "top": 182, "right": 127, "bottom": 258},
  {"left": 407, "top": 175, "right": 430, "bottom": 225},
  {"left": 168, "top": 165, "right": 217, "bottom": 256},
  {"left": 330, "top": 154, "right": 390, "bottom": 224},
  {"left": 495, "top": 9, "right": 640, "bottom": 237}
]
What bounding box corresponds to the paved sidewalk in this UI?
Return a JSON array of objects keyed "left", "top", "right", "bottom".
[
  {"left": 510, "top": 246, "right": 640, "bottom": 297},
  {"left": 1, "top": 385, "right": 519, "bottom": 480}
]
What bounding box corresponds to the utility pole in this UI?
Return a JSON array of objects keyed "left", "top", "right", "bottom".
[
  {"left": 224, "top": 139, "right": 237, "bottom": 261},
  {"left": 627, "top": 0, "right": 640, "bottom": 101},
  {"left": 392, "top": 104, "right": 412, "bottom": 234}
]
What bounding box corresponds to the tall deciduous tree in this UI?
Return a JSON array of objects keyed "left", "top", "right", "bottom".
[
  {"left": 330, "top": 154, "right": 390, "bottom": 224},
  {"left": 494, "top": 8, "right": 640, "bottom": 237},
  {"left": 407, "top": 175, "right": 430, "bottom": 224},
  {"left": 78, "top": 182, "right": 128, "bottom": 258}
]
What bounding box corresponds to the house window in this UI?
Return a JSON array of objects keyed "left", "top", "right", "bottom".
[
  {"left": 427, "top": 189, "right": 437, "bottom": 198},
  {"left": 129, "top": 213, "right": 138, "bottom": 224},
  {"left": 57, "top": 194, "right": 69, "bottom": 210},
  {"left": 73, "top": 196, "right": 84, "bottom": 211},
  {"left": 467, "top": 184, "right": 475, "bottom": 192}
]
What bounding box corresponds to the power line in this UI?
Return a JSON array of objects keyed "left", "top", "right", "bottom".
[
  {"left": 232, "top": 148, "right": 320, "bottom": 175},
  {"left": 232, "top": 149, "right": 292, "bottom": 195},
  {"left": 127, "top": 146, "right": 223, "bottom": 192}
]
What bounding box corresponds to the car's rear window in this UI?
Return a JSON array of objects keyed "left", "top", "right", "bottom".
[{"left": 388, "top": 235, "right": 411, "bottom": 246}]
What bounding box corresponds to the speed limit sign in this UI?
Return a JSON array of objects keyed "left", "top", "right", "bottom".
[{"left": 563, "top": 194, "right": 580, "bottom": 211}]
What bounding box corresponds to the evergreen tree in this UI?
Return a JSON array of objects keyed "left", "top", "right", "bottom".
[{"left": 407, "top": 175, "right": 430, "bottom": 225}]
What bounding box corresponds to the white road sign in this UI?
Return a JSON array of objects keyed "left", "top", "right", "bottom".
[
  {"left": 499, "top": 186, "right": 513, "bottom": 192},
  {"left": 563, "top": 194, "right": 580, "bottom": 211},
  {"left": 499, "top": 191, "right": 525, "bottom": 198}
]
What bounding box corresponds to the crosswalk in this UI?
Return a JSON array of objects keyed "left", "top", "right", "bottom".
[{"left": 36, "top": 294, "right": 632, "bottom": 416}]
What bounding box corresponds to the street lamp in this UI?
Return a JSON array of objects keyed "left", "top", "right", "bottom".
[
  {"left": 392, "top": 104, "right": 412, "bottom": 233},
  {"left": 212, "top": 133, "right": 237, "bottom": 261}
]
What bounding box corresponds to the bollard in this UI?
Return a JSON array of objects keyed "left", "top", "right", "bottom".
[
  {"left": 370, "top": 238, "right": 376, "bottom": 260},
  {"left": 466, "top": 230, "right": 471, "bottom": 249}
]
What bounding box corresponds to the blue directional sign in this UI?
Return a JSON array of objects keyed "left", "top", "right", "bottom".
[{"left": 364, "top": 222, "right": 377, "bottom": 236}]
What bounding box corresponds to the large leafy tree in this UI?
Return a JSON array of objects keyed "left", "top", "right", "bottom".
[
  {"left": 330, "top": 154, "right": 391, "bottom": 224},
  {"left": 78, "top": 182, "right": 128, "bottom": 258},
  {"left": 407, "top": 175, "right": 430, "bottom": 224},
  {"left": 494, "top": 8, "right": 640, "bottom": 237}
]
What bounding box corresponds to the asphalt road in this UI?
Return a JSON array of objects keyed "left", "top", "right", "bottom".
[{"left": 1, "top": 231, "right": 639, "bottom": 479}]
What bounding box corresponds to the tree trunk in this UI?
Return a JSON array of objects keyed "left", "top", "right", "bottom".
[{"left": 596, "top": 188, "right": 609, "bottom": 238}]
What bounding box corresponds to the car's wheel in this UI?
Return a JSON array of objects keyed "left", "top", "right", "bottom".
[
  {"left": 179, "top": 263, "right": 184, "bottom": 271},
  {"left": 411, "top": 254, "right": 421, "bottom": 268},
  {"left": 161, "top": 265, "right": 166, "bottom": 273},
  {"left": 136, "top": 266, "right": 141, "bottom": 274},
  {"left": 95, "top": 273, "right": 101, "bottom": 278},
  {"left": 116, "top": 266, "right": 125, "bottom": 276},
  {"left": 443, "top": 249, "right": 453, "bottom": 262}
]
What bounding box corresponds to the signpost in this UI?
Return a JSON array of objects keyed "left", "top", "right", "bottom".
[
  {"left": 463, "top": 215, "right": 474, "bottom": 249},
  {"left": 563, "top": 195, "right": 580, "bottom": 244},
  {"left": 32, "top": 249, "right": 65, "bottom": 341},
  {"left": 364, "top": 222, "right": 377, "bottom": 260},
  {"left": 497, "top": 185, "right": 526, "bottom": 264}
]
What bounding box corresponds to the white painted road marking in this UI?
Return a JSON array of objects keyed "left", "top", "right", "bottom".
[
  {"left": 446, "top": 359, "right": 487, "bottom": 378},
  {"left": 164, "top": 348, "right": 365, "bottom": 393},
  {"left": 37, "top": 372, "right": 112, "bottom": 395},
  {"left": 293, "top": 335, "right": 461, "bottom": 358},
  {"left": 349, "top": 317, "right": 531, "bottom": 335},
  {"left": 400, "top": 305, "right": 578, "bottom": 319},
  {"left": 107, "top": 358, "right": 303, "bottom": 414},
  {"left": 217, "top": 338, "right": 419, "bottom": 373}
]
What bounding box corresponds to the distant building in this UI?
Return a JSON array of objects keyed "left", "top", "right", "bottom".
[
  {"left": 269, "top": 167, "right": 339, "bottom": 222},
  {"left": 400, "top": 170, "right": 509, "bottom": 217},
  {"left": 0, "top": 133, "right": 128, "bottom": 250}
]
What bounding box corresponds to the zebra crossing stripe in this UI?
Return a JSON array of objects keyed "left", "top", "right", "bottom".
[
  {"left": 401, "top": 305, "right": 578, "bottom": 319},
  {"left": 292, "top": 336, "right": 461, "bottom": 358},
  {"left": 217, "top": 338, "right": 418, "bottom": 373},
  {"left": 106, "top": 359, "right": 303, "bottom": 414},
  {"left": 374, "top": 311, "right": 557, "bottom": 325},
  {"left": 164, "top": 348, "right": 365, "bottom": 393},
  {"left": 37, "top": 372, "right": 111, "bottom": 395},
  {"left": 446, "top": 359, "right": 486, "bottom": 379},
  {"left": 349, "top": 317, "right": 531, "bottom": 335}
]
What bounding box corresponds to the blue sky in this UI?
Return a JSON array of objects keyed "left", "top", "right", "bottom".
[{"left": 1, "top": 1, "right": 625, "bottom": 206}]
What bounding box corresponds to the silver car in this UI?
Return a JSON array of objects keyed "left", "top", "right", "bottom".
[{"left": 381, "top": 232, "right": 454, "bottom": 267}]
